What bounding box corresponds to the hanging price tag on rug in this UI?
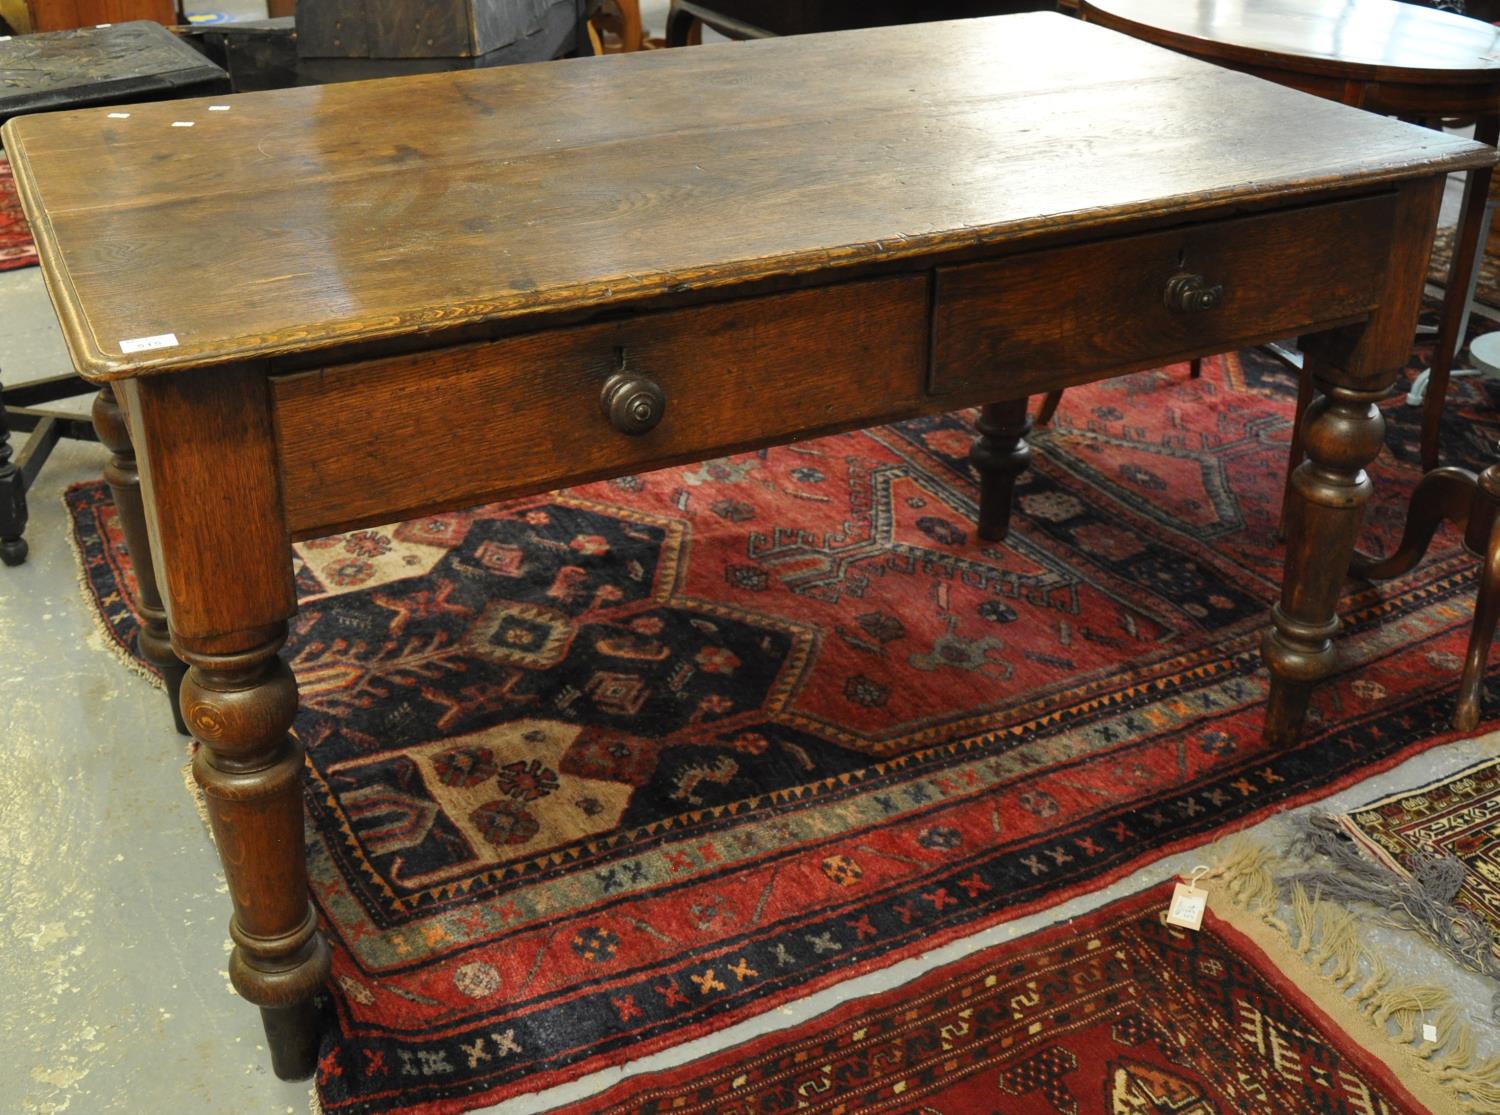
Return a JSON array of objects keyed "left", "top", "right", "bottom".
[{"left": 1166, "top": 867, "right": 1211, "bottom": 931}]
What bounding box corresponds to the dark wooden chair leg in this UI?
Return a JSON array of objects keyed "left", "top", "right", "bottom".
[
  {"left": 1421, "top": 115, "right": 1499, "bottom": 472},
  {"left": 1350, "top": 466, "right": 1476, "bottom": 581},
  {"left": 665, "top": 1, "right": 701, "bottom": 45},
  {"left": 971, "top": 397, "right": 1032, "bottom": 542},
  {"left": 92, "top": 385, "right": 189, "bottom": 734},
  {"left": 1263, "top": 372, "right": 1388, "bottom": 745},
  {"left": 1456, "top": 513, "right": 1500, "bottom": 732},
  {"left": 1034, "top": 389, "right": 1063, "bottom": 428},
  {"left": 0, "top": 379, "right": 27, "bottom": 567}
]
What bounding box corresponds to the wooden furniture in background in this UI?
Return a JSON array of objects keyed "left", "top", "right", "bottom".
[
  {"left": 266, "top": 0, "right": 293, "bottom": 15},
  {"left": 296, "top": 0, "right": 578, "bottom": 59},
  {"left": 665, "top": 0, "right": 1051, "bottom": 43},
  {"left": 589, "top": 0, "right": 651, "bottom": 52},
  {"left": 182, "top": 7, "right": 583, "bottom": 91},
  {"left": 0, "top": 21, "right": 227, "bottom": 578},
  {"left": 1076, "top": 0, "right": 1500, "bottom": 474},
  {"left": 1356, "top": 329, "right": 1500, "bottom": 729},
  {"left": 1354, "top": 462, "right": 1500, "bottom": 729},
  {"left": 23, "top": 0, "right": 176, "bottom": 31},
  {"left": 4, "top": 12, "right": 1487, "bottom": 1080}
]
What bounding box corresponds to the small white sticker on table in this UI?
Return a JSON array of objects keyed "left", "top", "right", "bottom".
[
  {"left": 120, "top": 333, "right": 179, "bottom": 354},
  {"left": 172, "top": 121, "right": 195, "bottom": 128},
  {"left": 107, "top": 112, "right": 131, "bottom": 119},
  {"left": 208, "top": 105, "right": 231, "bottom": 112}
]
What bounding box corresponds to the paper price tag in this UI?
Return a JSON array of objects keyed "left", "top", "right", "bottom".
[
  {"left": 1166, "top": 882, "right": 1208, "bottom": 931},
  {"left": 119, "top": 333, "right": 179, "bottom": 354},
  {"left": 1423, "top": 1023, "right": 1439, "bottom": 1043}
]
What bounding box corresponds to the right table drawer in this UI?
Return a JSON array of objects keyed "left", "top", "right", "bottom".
[{"left": 930, "top": 193, "right": 1398, "bottom": 399}]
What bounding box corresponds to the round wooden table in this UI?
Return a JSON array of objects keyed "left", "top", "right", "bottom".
[{"left": 1079, "top": 0, "right": 1500, "bottom": 471}]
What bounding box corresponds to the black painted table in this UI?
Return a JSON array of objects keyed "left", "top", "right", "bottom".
[{"left": 0, "top": 21, "right": 228, "bottom": 566}]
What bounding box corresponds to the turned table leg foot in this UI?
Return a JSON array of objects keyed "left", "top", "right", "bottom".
[
  {"left": 971, "top": 398, "right": 1032, "bottom": 542},
  {"left": 1263, "top": 379, "right": 1387, "bottom": 745},
  {"left": 181, "top": 629, "right": 331, "bottom": 1080},
  {"left": 92, "top": 385, "right": 189, "bottom": 734}
]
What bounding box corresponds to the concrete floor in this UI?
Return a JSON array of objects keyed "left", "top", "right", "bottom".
[{"left": 2, "top": 8, "right": 1497, "bottom": 1114}]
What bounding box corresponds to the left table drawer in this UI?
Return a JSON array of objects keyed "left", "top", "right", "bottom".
[{"left": 273, "top": 275, "right": 930, "bottom": 537}]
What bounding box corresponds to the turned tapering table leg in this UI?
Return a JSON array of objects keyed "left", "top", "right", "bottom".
[
  {"left": 179, "top": 627, "right": 330, "bottom": 1078},
  {"left": 971, "top": 398, "right": 1032, "bottom": 542},
  {"left": 121, "top": 365, "right": 329, "bottom": 1080},
  {"left": 92, "top": 385, "right": 188, "bottom": 734},
  {"left": 1263, "top": 376, "right": 1388, "bottom": 745}
]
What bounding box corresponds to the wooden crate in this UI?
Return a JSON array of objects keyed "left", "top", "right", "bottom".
[{"left": 297, "top": 0, "right": 571, "bottom": 59}]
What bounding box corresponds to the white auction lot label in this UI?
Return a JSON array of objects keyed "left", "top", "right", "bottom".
[{"left": 119, "top": 333, "right": 180, "bottom": 354}]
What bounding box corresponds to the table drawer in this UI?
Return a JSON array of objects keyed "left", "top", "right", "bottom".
[
  {"left": 273, "top": 276, "right": 929, "bottom": 536},
  {"left": 930, "top": 194, "right": 1397, "bottom": 398}
]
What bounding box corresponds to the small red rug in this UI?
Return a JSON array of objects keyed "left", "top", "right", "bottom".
[
  {"left": 0, "top": 154, "right": 38, "bottom": 272},
  {"left": 66, "top": 323, "right": 1500, "bottom": 1114},
  {"left": 561, "top": 882, "right": 1452, "bottom": 1115},
  {"left": 1340, "top": 753, "right": 1500, "bottom": 943}
]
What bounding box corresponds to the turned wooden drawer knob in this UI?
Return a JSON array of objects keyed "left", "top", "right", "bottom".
[
  {"left": 1164, "top": 271, "right": 1224, "bottom": 313},
  {"left": 600, "top": 369, "right": 666, "bottom": 435}
]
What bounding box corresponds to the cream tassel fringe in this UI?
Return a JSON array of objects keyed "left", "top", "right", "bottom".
[{"left": 1206, "top": 837, "right": 1500, "bottom": 1114}]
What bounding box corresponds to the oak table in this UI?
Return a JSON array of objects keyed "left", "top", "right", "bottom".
[
  {"left": 3, "top": 12, "right": 1489, "bottom": 1080},
  {"left": 1077, "top": 0, "right": 1500, "bottom": 472}
]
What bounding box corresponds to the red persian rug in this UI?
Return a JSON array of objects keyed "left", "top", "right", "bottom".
[
  {"left": 0, "top": 154, "right": 39, "bottom": 271},
  {"left": 561, "top": 883, "right": 1455, "bottom": 1115},
  {"left": 67, "top": 325, "right": 1500, "bottom": 1114}
]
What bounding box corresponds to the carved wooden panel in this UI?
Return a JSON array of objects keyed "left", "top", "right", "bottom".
[{"left": 0, "top": 20, "right": 227, "bottom": 123}]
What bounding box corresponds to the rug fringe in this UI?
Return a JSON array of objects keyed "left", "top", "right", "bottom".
[
  {"left": 62, "top": 487, "right": 220, "bottom": 840},
  {"left": 1208, "top": 839, "right": 1500, "bottom": 1115},
  {"left": 1284, "top": 813, "right": 1500, "bottom": 1019},
  {"left": 62, "top": 485, "right": 163, "bottom": 691}
]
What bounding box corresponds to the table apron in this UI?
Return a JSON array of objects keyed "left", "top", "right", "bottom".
[
  {"left": 931, "top": 192, "right": 1397, "bottom": 400},
  {"left": 271, "top": 192, "right": 1401, "bottom": 540}
]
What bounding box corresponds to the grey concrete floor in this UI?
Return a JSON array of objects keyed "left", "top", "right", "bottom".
[{"left": 1, "top": 13, "right": 1496, "bottom": 1112}]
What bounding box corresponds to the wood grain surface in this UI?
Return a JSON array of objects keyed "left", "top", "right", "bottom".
[
  {"left": 1080, "top": 0, "right": 1500, "bottom": 83},
  {"left": 2, "top": 12, "right": 1491, "bottom": 381},
  {"left": 273, "top": 276, "right": 928, "bottom": 536},
  {"left": 25, "top": 0, "right": 176, "bottom": 33},
  {"left": 931, "top": 193, "right": 1395, "bottom": 398}
]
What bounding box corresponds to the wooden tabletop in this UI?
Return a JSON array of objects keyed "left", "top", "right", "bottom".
[
  {"left": 2, "top": 12, "right": 1491, "bottom": 381},
  {"left": 1080, "top": 0, "right": 1500, "bottom": 83}
]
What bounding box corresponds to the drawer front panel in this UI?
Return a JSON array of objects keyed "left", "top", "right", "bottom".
[
  {"left": 931, "top": 195, "right": 1397, "bottom": 398},
  {"left": 274, "top": 276, "right": 928, "bottom": 536}
]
